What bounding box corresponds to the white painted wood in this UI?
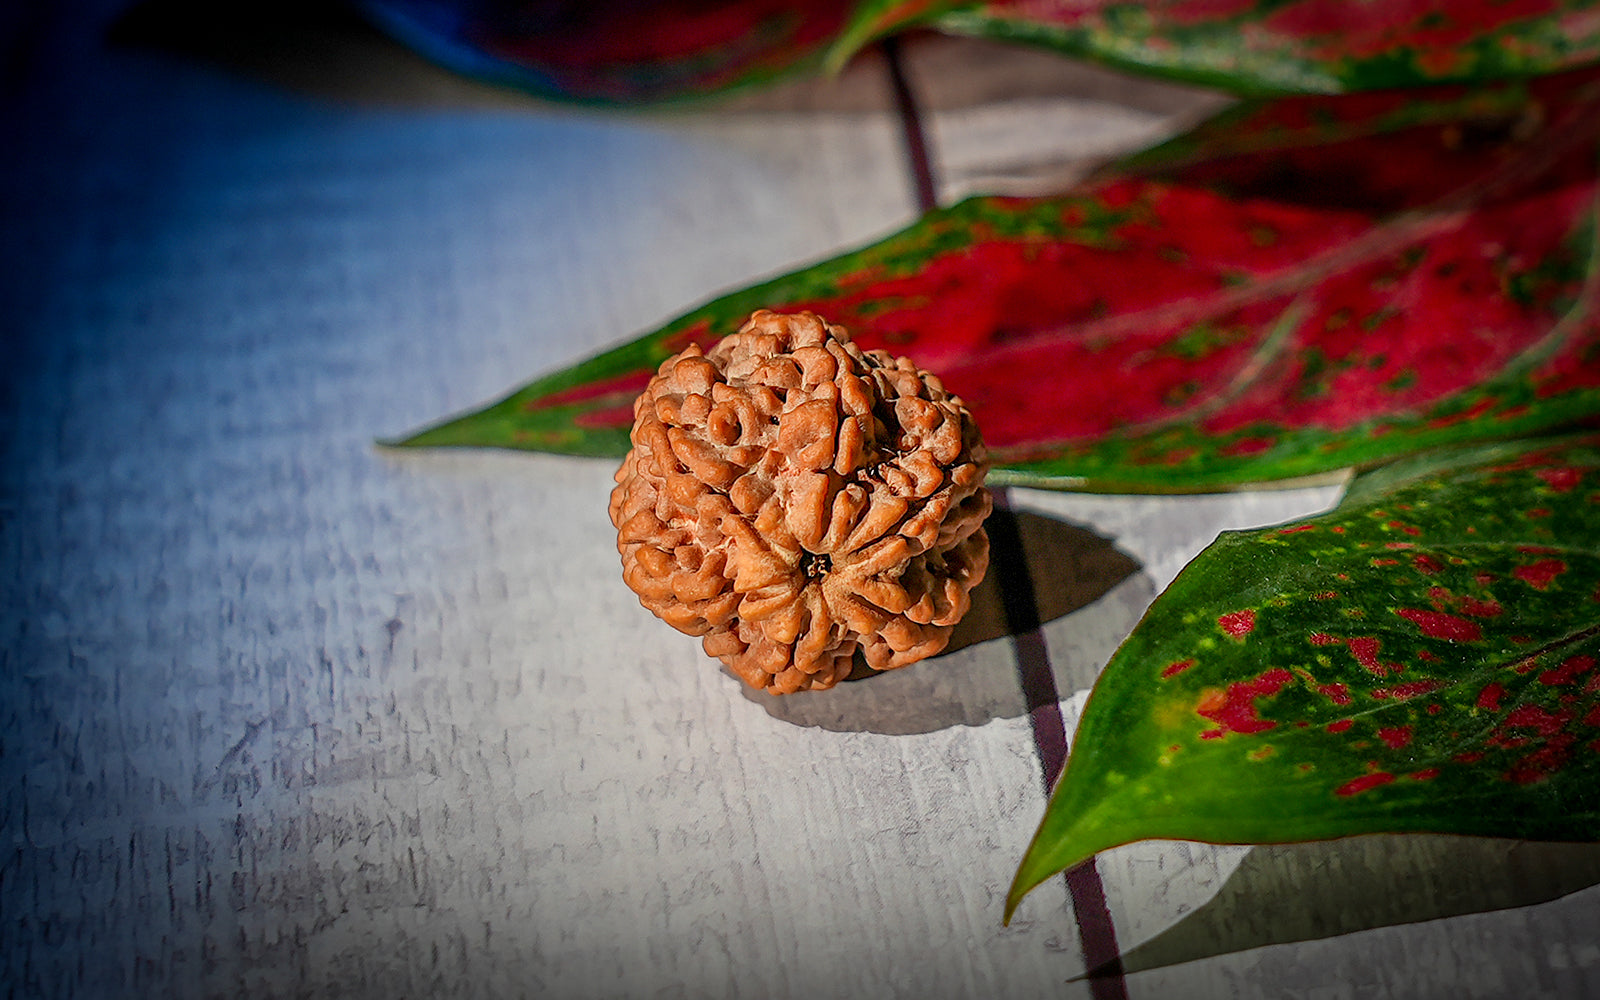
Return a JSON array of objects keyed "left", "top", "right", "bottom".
[
  {"left": 3, "top": 16, "right": 1073, "bottom": 1000},
  {"left": 906, "top": 35, "right": 1231, "bottom": 201}
]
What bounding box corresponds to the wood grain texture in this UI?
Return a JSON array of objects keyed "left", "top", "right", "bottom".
[
  {"left": 8, "top": 7, "right": 1600, "bottom": 999},
  {"left": 2, "top": 15, "right": 1066, "bottom": 999},
  {"left": 906, "top": 35, "right": 1232, "bottom": 200}
]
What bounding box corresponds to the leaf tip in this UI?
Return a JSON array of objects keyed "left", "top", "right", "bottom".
[
  {"left": 1001, "top": 886, "right": 1025, "bottom": 926},
  {"left": 1002, "top": 844, "right": 1074, "bottom": 926},
  {"left": 374, "top": 430, "right": 421, "bottom": 450},
  {"left": 375, "top": 419, "right": 460, "bottom": 451},
  {"left": 819, "top": 33, "right": 868, "bottom": 78}
]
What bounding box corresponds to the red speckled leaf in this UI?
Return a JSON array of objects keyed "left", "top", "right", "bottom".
[
  {"left": 833, "top": 0, "right": 1600, "bottom": 95},
  {"left": 393, "top": 69, "right": 1600, "bottom": 493},
  {"left": 1006, "top": 432, "right": 1600, "bottom": 921},
  {"left": 356, "top": 0, "right": 855, "bottom": 103}
]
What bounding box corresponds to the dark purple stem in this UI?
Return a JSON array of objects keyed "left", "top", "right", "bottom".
[
  {"left": 881, "top": 35, "right": 938, "bottom": 213},
  {"left": 988, "top": 488, "right": 1128, "bottom": 999}
]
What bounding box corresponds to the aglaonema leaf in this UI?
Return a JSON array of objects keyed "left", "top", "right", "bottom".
[
  {"left": 392, "top": 69, "right": 1600, "bottom": 493},
  {"left": 1006, "top": 433, "right": 1600, "bottom": 922},
  {"left": 355, "top": 0, "right": 856, "bottom": 104},
  {"left": 357, "top": 0, "right": 1600, "bottom": 104},
  {"left": 831, "top": 0, "right": 1600, "bottom": 95}
]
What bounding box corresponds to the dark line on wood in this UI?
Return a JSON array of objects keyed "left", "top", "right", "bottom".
[
  {"left": 1066, "top": 864, "right": 1128, "bottom": 997},
  {"left": 880, "top": 35, "right": 938, "bottom": 213},
  {"left": 195, "top": 717, "right": 266, "bottom": 796},
  {"left": 989, "top": 488, "right": 1127, "bottom": 1000}
]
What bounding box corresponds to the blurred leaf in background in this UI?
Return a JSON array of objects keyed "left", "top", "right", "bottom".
[
  {"left": 356, "top": 0, "right": 1600, "bottom": 103},
  {"left": 833, "top": 0, "right": 1600, "bottom": 96}
]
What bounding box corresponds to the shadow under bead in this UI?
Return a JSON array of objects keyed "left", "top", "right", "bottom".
[{"left": 610, "top": 309, "right": 993, "bottom": 695}]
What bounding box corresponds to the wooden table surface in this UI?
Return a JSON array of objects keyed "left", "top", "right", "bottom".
[{"left": 6, "top": 4, "right": 1600, "bottom": 998}]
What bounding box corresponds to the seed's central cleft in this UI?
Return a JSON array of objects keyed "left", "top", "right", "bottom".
[{"left": 801, "top": 550, "right": 833, "bottom": 579}]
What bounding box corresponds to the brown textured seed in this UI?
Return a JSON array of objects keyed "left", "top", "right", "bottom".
[{"left": 610, "top": 310, "right": 992, "bottom": 695}]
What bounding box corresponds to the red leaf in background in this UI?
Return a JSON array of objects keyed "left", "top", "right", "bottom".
[
  {"left": 395, "top": 69, "right": 1600, "bottom": 493},
  {"left": 357, "top": 0, "right": 854, "bottom": 103}
]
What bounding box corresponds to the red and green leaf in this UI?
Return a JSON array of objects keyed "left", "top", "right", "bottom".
[
  {"left": 832, "top": 0, "right": 1600, "bottom": 95},
  {"left": 392, "top": 69, "right": 1600, "bottom": 493},
  {"left": 356, "top": 0, "right": 856, "bottom": 104},
  {"left": 1006, "top": 433, "right": 1600, "bottom": 921}
]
